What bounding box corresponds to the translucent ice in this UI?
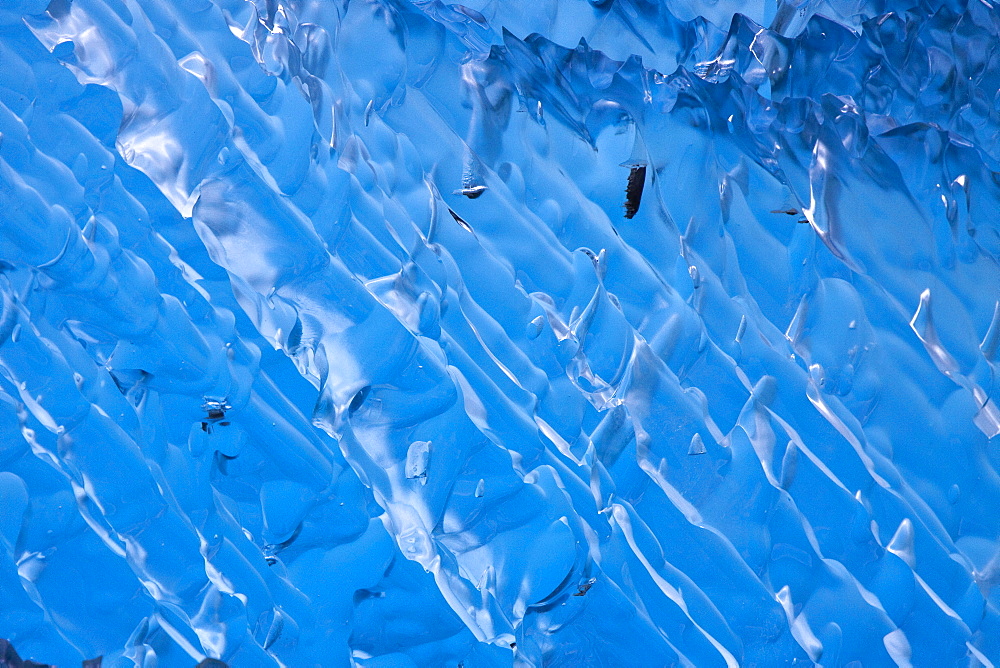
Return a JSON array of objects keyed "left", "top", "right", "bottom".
[{"left": 1, "top": 0, "right": 999, "bottom": 665}]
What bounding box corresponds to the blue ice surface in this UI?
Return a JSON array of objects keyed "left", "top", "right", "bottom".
[{"left": 0, "top": 0, "right": 999, "bottom": 665}]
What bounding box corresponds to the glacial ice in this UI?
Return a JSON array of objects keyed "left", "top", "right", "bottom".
[{"left": 0, "top": 0, "right": 999, "bottom": 665}]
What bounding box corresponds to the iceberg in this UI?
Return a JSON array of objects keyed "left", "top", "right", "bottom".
[{"left": 0, "top": 0, "right": 998, "bottom": 665}]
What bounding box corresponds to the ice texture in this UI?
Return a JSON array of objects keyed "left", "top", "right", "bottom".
[{"left": 0, "top": 0, "right": 999, "bottom": 665}]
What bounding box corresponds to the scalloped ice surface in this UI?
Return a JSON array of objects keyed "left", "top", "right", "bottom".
[{"left": 1, "top": 0, "right": 1000, "bottom": 665}]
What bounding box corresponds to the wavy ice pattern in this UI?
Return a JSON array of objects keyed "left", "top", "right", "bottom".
[{"left": 0, "top": 0, "right": 999, "bottom": 665}]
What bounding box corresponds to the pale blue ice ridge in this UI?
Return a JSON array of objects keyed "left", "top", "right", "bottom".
[{"left": 1, "top": 0, "right": 999, "bottom": 665}]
